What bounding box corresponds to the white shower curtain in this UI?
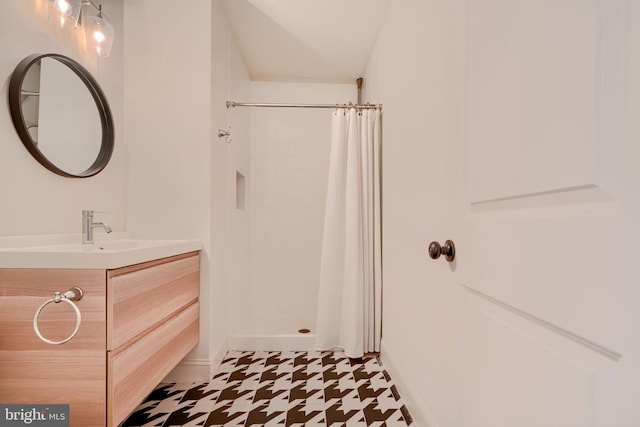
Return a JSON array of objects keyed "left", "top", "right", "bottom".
[{"left": 315, "top": 107, "right": 382, "bottom": 358}]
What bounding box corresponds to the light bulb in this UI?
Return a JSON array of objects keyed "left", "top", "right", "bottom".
[
  {"left": 84, "top": 13, "right": 115, "bottom": 57},
  {"left": 93, "top": 30, "right": 106, "bottom": 43},
  {"left": 55, "top": 0, "right": 71, "bottom": 15},
  {"left": 48, "top": 0, "right": 81, "bottom": 28}
]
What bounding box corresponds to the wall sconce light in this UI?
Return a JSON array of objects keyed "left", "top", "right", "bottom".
[
  {"left": 47, "top": 0, "right": 115, "bottom": 58},
  {"left": 48, "top": 0, "right": 83, "bottom": 28},
  {"left": 83, "top": 4, "right": 115, "bottom": 57}
]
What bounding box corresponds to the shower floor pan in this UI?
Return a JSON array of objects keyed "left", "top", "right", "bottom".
[{"left": 228, "top": 315, "right": 316, "bottom": 351}]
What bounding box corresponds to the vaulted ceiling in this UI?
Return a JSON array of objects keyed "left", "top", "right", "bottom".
[{"left": 220, "top": 0, "right": 391, "bottom": 83}]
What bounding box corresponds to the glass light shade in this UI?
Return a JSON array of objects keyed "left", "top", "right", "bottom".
[
  {"left": 48, "top": 0, "right": 82, "bottom": 28},
  {"left": 84, "top": 14, "right": 115, "bottom": 57}
]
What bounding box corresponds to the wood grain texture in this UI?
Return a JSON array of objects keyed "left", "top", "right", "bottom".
[
  {"left": 108, "top": 302, "right": 199, "bottom": 426},
  {"left": 0, "top": 268, "right": 107, "bottom": 427},
  {"left": 1, "top": 252, "right": 200, "bottom": 427},
  {"left": 107, "top": 253, "right": 199, "bottom": 350}
]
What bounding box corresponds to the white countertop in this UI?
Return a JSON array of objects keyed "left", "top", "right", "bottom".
[{"left": 0, "top": 233, "right": 202, "bottom": 269}]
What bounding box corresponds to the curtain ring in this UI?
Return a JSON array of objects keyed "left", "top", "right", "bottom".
[{"left": 33, "top": 289, "right": 83, "bottom": 345}]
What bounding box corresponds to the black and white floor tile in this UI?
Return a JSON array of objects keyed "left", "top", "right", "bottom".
[{"left": 120, "top": 350, "right": 413, "bottom": 427}]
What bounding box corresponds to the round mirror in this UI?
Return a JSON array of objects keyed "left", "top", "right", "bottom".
[{"left": 8, "top": 53, "right": 114, "bottom": 178}]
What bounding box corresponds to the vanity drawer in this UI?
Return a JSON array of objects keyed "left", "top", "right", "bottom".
[
  {"left": 107, "top": 252, "right": 199, "bottom": 350},
  {"left": 107, "top": 301, "right": 199, "bottom": 426}
]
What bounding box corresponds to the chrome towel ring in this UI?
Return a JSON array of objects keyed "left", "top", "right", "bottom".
[{"left": 33, "top": 287, "right": 83, "bottom": 345}]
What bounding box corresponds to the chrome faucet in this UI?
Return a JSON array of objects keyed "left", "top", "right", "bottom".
[{"left": 82, "top": 210, "right": 112, "bottom": 244}]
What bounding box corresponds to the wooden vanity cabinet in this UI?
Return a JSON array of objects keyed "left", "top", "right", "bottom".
[
  {"left": 0, "top": 251, "right": 200, "bottom": 427},
  {"left": 107, "top": 252, "right": 200, "bottom": 426}
]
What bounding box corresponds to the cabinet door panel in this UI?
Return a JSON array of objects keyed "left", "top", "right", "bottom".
[
  {"left": 0, "top": 269, "right": 106, "bottom": 427},
  {"left": 107, "top": 252, "right": 199, "bottom": 350},
  {"left": 108, "top": 302, "right": 199, "bottom": 426}
]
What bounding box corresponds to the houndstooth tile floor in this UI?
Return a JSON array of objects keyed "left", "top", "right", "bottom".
[{"left": 120, "top": 350, "right": 413, "bottom": 426}]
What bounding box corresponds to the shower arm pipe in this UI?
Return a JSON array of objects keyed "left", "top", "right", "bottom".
[{"left": 226, "top": 101, "right": 382, "bottom": 110}]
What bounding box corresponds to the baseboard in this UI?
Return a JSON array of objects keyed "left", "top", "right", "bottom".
[
  {"left": 380, "top": 339, "right": 439, "bottom": 427},
  {"left": 162, "top": 358, "right": 211, "bottom": 383},
  {"left": 209, "top": 338, "right": 229, "bottom": 377}
]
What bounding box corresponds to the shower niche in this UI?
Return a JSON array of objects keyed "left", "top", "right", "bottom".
[{"left": 236, "top": 170, "right": 245, "bottom": 211}]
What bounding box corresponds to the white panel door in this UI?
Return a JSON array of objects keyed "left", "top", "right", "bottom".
[{"left": 457, "top": 0, "right": 640, "bottom": 425}]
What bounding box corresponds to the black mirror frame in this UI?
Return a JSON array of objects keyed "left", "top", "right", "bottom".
[{"left": 8, "top": 53, "right": 114, "bottom": 178}]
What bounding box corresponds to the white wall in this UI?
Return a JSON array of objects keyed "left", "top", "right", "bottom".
[
  {"left": 239, "top": 82, "right": 356, "bottom": 334},
  {"left": 0, "top": 0, "right": 126, "bottom": 237},
  {"left": 124, "top": 0, "right": 251, "bottom": 377},
  {"left": 123, "top": 0, "right": 212, "bottom": 373},
  {"left": 364, "top": 1, "right": 465, "bottom": 425},
  {"left": 210, "top": 0, "right": 252, "bottom": 367}
]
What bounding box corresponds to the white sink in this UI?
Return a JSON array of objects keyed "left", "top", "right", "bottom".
[
  {"left": 0, "top": 238, "right": 202, "bottom": 269},
  {"left": 24, "top": 239, "right": 178, "bottom": 252}
]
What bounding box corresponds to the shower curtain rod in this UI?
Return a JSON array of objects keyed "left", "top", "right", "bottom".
[{"left": 226, "top": 101, "right": 382, "bottom": 110}]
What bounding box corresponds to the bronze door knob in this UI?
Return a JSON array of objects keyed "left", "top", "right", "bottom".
[{"left": 428, "top": 240, "right": 455, "bottom": 262}]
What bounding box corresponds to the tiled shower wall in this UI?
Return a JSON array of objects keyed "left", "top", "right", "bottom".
[{"left": 240, "top": 82, "right": 357, "bottom": 335}]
